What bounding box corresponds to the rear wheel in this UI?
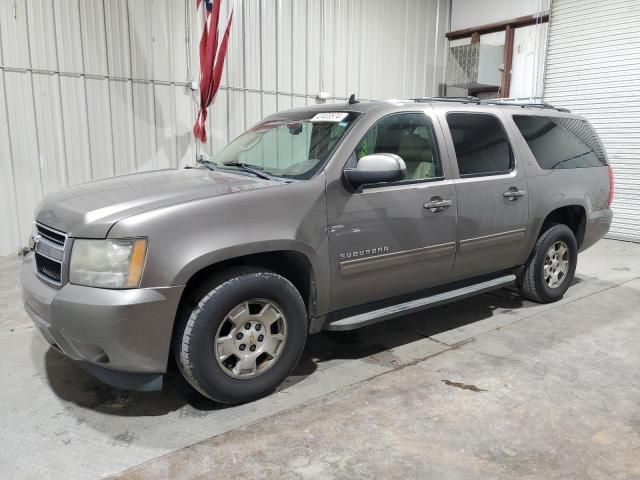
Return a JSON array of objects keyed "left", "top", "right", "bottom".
[
  {"left": 174, "top": 268, "right": 307, "bottom": 404},
  {"left": 518, "top": 224, "right": 577, "bottom": 303}
]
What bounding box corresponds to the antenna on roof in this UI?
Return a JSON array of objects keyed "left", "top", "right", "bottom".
[{"left": 348, "top": 93, "right": 359, "bottom": 105}]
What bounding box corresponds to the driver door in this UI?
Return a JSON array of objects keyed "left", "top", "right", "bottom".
[{"left": 326, "top": 110, "right": 459, "bottom": 311}]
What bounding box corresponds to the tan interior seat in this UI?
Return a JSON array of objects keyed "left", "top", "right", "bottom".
[{"left": 398, "top": 133, "right": 434, "bottom": 179}]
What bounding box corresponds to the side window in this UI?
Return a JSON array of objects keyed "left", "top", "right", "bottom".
[
  {"left": 513, "top": 115, "right": 607, "bottom": 169},
  {"left": 355, "top": 112, "right": 443, "bottom": 180},
  {"left": 446, "top": 113, "right": 513, "bottom": 176}
]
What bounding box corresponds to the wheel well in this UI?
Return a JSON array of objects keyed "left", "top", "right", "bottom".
[
  {"left": 540, "top": 205, "right": 586, "bottom": 248},
  {"left": 179, "top": 251, "right": 316, "bottom": 318}
]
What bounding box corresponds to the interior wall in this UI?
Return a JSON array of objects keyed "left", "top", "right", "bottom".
[{"left": 0, "top": 0, "right": 449, "bottom": 256}]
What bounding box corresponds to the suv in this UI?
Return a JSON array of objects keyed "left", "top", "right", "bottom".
[{"left": 22, "top": 98, "right": 613, "bottom": 404}]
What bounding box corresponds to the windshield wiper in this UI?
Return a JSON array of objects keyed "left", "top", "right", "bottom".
[
  {"left": 196, "top": 155, "right": 217, "bottom": 171},
  {"left": 222, "top": 162, "right": 278, "bottom": 181}
]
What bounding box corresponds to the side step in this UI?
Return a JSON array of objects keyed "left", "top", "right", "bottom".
[{"left": 325, "top": 274, "right": 516, "bottom": 331}]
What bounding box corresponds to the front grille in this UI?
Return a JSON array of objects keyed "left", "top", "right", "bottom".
[
  {"left": 35, "top": 254, "right": 62, "bottom": 283},
  {"left": 34, "top": 223, "right": 68, "bottom": 286},
  {"left": 36, "top": 224, "right": 66, "bottom": 246}
]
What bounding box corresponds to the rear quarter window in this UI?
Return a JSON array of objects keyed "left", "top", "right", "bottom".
[{"left": 513, "top": 115, "right": 607, "bottom": 169}]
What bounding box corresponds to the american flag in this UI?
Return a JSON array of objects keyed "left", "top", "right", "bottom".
[{"left": 193, "top": 0, "right": 233, "bottom": 143}]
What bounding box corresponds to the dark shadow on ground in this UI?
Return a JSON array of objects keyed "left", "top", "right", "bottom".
[{"left": 42, "top": 278, "right": 585, "bottom": 416}]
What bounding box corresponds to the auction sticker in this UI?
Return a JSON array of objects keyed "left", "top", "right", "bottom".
[{"left": 310, "top": 112, "right": 349, "bottom": 122}]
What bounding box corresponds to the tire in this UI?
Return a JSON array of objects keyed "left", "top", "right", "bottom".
[
  {"left": 518, "top": 223, "right": 578, "bottom": 303},
  {"left": 174, "top": 267, "right": 307, "bottom": 404}
]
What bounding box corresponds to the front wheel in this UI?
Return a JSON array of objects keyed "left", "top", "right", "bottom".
[
  {"left": 174, "top": 268, "right": 308, "bottom": 404},
  {"left": 518, "top": 224, "right": 578, "bottom": 303}
]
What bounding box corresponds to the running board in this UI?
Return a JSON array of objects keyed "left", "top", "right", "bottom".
[{"left": 325, "top": 274, "right": 516, "bottom": 331}]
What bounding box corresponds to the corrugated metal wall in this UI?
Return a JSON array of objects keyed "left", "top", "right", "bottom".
[
  {"left": 543, "top": 0, "right": 640, "bottom": 242},
  {"left": 0, "top": 0, "right": 449, "bottom": 256}
]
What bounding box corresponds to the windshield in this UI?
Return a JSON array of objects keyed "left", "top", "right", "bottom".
[{"left": 212, "top": 111, "right": 359, "bottom": 180}]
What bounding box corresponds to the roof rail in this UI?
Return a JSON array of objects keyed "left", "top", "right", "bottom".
[
  {"left": 411, "top": 96, "right": 570, "bottom": 113},
  {"left": 413, "top": 96, "right": 480, "bottom": 103},
  {"left": 485, "top": 100, "right": 571, "bottom": 113}
]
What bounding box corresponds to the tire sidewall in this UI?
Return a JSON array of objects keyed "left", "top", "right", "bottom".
[
  {"left": 533, "top": 225, "right": 578, "bottom": 302},
  {"left": 180, "top": 272, "right": 307, "bottom": 404}
]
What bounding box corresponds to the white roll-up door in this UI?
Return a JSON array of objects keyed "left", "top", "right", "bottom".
[{"left": 544, "top": 0, "right": 640, "bottom": 242}]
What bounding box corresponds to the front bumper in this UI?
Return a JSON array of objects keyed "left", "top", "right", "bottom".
[{"left": 22, "top": 253, "right": 184, "bottom": 391}]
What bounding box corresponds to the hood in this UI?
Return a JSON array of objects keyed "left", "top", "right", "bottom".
[{"left": 36, "top": 168, "right": 279, "bottom": 238}]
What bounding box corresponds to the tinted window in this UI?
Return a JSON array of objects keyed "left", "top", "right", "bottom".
[
  {"left": 446, "top": 113, "right": 513, "bottom": 176},
  {"left": 513, "top": 115, "right": 607, "bottom": 169},
  {"left": 355, "top": 112, "right": 442, "bottom": 180}
]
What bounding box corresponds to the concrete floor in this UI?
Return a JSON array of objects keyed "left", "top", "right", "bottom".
[{"left": 1, "top": 240, "right": 639, "bottom": 479}]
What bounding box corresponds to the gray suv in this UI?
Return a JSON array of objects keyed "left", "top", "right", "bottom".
[{"left": 22, "top": 98, "right": 613, "bottom": 404}]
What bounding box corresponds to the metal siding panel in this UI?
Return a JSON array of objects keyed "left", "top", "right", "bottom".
[
  {"left": 85, "top": 77, "right": 115, "bottom": 179},
  {"left": 169, "top": 0, "right": 188, "bottom": 83},
  {"left": 345, "top": 0, "right": 361, "bottom": 98},
  {"left": 226, "top": 0, "right": 245, "bottom": 89},
  {"left": 31, "top": 72, "right": 67, "bottom": 193},
  {"left": 292, "top": 94, "right": 306, "bottom": 108},
  {"left": 227, "top": 89, "right": 244, "bottom": 141},
  {"left": 53, "top": 0, "right": 84, "bottom": 73},
  {"left": 306, "top": 0, "right": 321, "bottom": 96},
  {"left": 244, "top": 0, "right": 261, "bottom": 91},
  {"left": 153, "top": 83, "right": 175, "bottom": 169},
  {"left": 357, "top": 0, "right": 374, "bottom": 99},
  {"left": 127, "top": 0, "right": 153, "bottom": 80},
  {"left": 544, "top": 0, "right": 640, "bottom": 242},
  {"left": 276, "top": 93, "right": 292, "bottom": 111},
  {"left": 4, "top": 71, "right": 42, "bottom": 243},
  {"left": 109, "top": 80, "right": 137, "bottom": 174},
  {"left": 421, "top": 0, "right": 439, "bottom": 96},
  {"left": 104, "top": 0, "right": 132, "bottom": 78},
  {"left": 207, "top": 87, "right": 228, "bottom": 155},
  {"left": 245, "top": 90, "right": 262, "bottom": 128},
  {"left": 263, "top": 92, "right": 277, "bottom": 117},
  {"left": 132, "top": 82, "right": 157, "bottom": 171},
  {"left": 174, "top": 85, "right": 195, "bottom": 167},
  {"left": 276, "top": 0, "right": 292, "bottom": 94},
  {"left": 321, "top": 0, "right": 334, "bottom": 96},
  {"left": 0, "top": 0, "right": 30, "bottom": 69},
  {"left": 291, "top": 0, "right": 306, "bottom": 95},
  {"left": 26, "top": 0, "right": 57, "bottom": 70},
  {"left": 59, "top": 75, "right": 92, "bottom": 184},
  {"left": 79, "top": 0, "right": 108, "bottom": 76},
  {"left": 151, "top": 0, "right": 172, "bottom": 82},
  {"left": 331, "top": 0, "right": 348, "bottom": 98},
  {"left": 261, "top": 0, "right": 277, "bottom": 92},
  {"left": 0, "top": 72, "right": 21, "bottom": 254}
]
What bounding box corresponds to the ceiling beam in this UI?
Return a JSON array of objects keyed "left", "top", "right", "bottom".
[{"left": 445, "top": 13, "right": 549, "bottom": 40}]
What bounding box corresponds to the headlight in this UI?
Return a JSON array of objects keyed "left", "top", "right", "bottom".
[
  {"left": 69, "top": 238, "right": 147, "bottom": 289},
  {"left": 28, "top": 223, "right": 38, "bottom": 251}
]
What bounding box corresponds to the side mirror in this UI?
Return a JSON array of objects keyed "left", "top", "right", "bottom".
[{"left": 343, "top": 153, "right": 406, "bottom": 188}]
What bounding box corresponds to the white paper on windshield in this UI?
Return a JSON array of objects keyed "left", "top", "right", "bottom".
[{"left": 310, "top": 112, "right": 349, "bottom": 123}]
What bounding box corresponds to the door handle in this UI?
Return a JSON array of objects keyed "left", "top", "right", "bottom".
[
  {"left": 503, "top": 188, "right": 526, "bottom": 200},
  {"left": 424, "top": 198, "right": 453, "bottom": 212}
]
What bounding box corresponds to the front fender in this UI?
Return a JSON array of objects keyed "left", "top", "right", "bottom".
[
  {"left": 107, "top": 176, "right": 331, "bottom": 313},
  {"left": 173, "top": 240, "right": 320, "bottom": 285}
]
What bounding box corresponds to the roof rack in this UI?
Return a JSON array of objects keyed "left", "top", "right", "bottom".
[
  {"left": 411, "top": 97, "right": 570, "bottom": 113},
  {"left": 413, "top": 96, "right": 480, "bottom": 103}
]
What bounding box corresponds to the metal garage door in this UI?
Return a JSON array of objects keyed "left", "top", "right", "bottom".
[{"left": 543, "top": 0, "right": 640, "bottom": 242}]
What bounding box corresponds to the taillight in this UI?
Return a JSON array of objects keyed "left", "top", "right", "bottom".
[{"left": 607, "top": 165, "right": 614, "bottom": 208}]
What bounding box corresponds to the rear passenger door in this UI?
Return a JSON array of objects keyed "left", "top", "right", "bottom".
[{"left": 439, "top": 111, "right": 529, "bottom": 280}]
